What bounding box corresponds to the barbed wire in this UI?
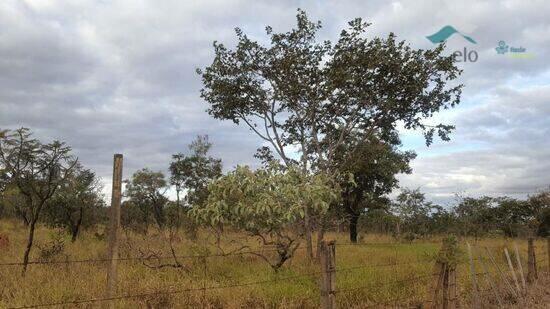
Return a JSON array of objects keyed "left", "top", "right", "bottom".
[
  {"left": 335, "top": 260, "right": 433, "bottom": 273},
  {"left": 5, "top": 260, "right": 450, "bottom": 308},
  {"left": 335, "top": 242, "right": 441, "bottom": 247},
  {"left": 361, "top": 294, "right": 428, "bottom": 309},
  {"left": 335, "top": 273, "right": 435, "bottom": 294},
  {"left": 3, "top": 239, "right": 547, "bottom": 308},
  {"left": 3, "top": 241, "right": 544, "bottom": 267},
  {"left": 0, "top": 247, "right": 296, "bottom": 266},
  {"left": 7, "top": 270, "right": 322, "bottom": 309}
]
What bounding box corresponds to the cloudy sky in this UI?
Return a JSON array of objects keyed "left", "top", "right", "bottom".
[{"left": 1, "top": 0, "right": 549, "bottom": 204}]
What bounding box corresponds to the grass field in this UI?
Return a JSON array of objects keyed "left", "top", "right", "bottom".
[{"left": 0, "top": 220, "right": 548, "bottom": 308}]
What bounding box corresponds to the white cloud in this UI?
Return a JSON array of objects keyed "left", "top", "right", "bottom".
[{"left": 0, "top": 0, "right": 549, "bottom": 202}]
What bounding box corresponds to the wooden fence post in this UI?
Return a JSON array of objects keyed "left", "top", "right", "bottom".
[
  {"left": 106, "top": 154, "right": 123, "bottom": 308},
  {"left": 447, "top": 266, "right": 457, "bottom": 309},
  {"left": 513, "top": 243, "right": 526, "bottom": 291},
  {"left": 466, "top": 243, "right": 480, "bottom": 309},
  {"left": 429, "top": 239, "right": 457, "bottom": 309},
  {"left": 320, "top": 240, "right": 336, "bottom": 309},
  {"left": 526, "top": 237, "right": 537, "bottom": 283},
  {"left": 547, "top": 237, "right": 550, "bottom": 272},
  {"left": 429, "top": 262, "right": 445, "bottom": 309}
]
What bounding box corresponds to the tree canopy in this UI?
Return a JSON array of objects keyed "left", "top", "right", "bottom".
[
  {"left": 169, "top": 135, "right": 222, "bottom": 207},
  {"left": 125, "top": 168, "right": 168, "bottom": 229},
  {"left": 198, "top": 9, "right": 462, "bottom": 172},
  {"left": 192, "top": 164, "right": 339, "bottom": 269},
  {"left": 334, "top": 134, "right": 416, "bottom": 242},
  {"left": 44, "top": 163, "right": 104, "bottom": 241}
]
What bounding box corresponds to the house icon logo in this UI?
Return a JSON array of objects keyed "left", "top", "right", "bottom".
[{"left": 426, "top": 25, "right": 477, "bottom": 44}]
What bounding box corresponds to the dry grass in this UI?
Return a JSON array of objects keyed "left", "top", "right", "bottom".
[{"left": 0, "top": 219, "right": 548, "bottom": 308}]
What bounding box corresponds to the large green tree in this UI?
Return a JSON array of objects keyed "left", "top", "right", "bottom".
[{"left": 198, "top": 9, "right": 461, "bottom": 256}]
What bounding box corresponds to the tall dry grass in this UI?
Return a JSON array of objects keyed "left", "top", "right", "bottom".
[{"left": 0, "top": 219, "right": 548, "bottom": 308}]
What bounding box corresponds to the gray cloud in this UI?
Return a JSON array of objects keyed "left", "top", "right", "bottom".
[
  {"left": 398, "top": 84, "right": 550, "bottom": 202},
  {"left": 0, "top": 0, "right": 549, "bottom": 202}
]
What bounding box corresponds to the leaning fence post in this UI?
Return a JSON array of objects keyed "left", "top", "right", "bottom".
[
  {"left": 504, "top": 248, "right": 521, "bottom": 295},
  {"left": 477, "top": 250, "right": 503, "bottom": 308},
  {"left": 485, "top": 247, "right": 517, "bottom": 299},
  {"left": 106, "top": 154, "right": 123, "bottom": 308},
  {"left": 320, "top": 240, "right": 336, "bottom": 309},
  {"left": 526, "top": 237, "right": 537, "bottom": 283},
  {"left": 513, "top": 242, "right": 526, "bottom": 291}
]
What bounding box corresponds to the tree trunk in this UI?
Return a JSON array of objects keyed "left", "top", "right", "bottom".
[
  {"left": 71, "top": 207, "right": 84, "bottom": 242},
  {"left": 349, "top": 213, "right": 359, "bottom": 243},
  {"left": 22, "top": 219, "right": 37, "bottom": 274},
  {"left": 176, "top": 188, "right": 181, "bottom": 208},
  {"left": 396, "top": 220, "right": 401, "bottom": 236},
  {"left": 15, "top": 207, "right": 30, "bottom": 226},
  {"left": 304, "top": 206, "right": 313, "bottom": 260},
  {"left": 316, "top": 218, "right": 326, "bottom": 260},
  {"left": 71, "top": 227, "right": 78, "bottom": 242}
]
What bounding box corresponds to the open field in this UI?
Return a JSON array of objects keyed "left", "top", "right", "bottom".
[{"left": 0, "top": 220, "right": 548, "bottom": 308}]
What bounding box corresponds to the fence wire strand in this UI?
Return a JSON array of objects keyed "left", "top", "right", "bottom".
[
  {"left": 7, "top": 270, "right": 322, "bottom": 309},
  {"left": 0, "top": 247, "right": 292, "bottom": 266},
  {"left": 335, "top": 273, "right": 435, "bottom": 294}
]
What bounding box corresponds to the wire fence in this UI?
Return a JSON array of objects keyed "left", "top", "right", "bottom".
[
  {"left": 0, "top": 247, "right": 288, "bottom": 266},
  {"left": 1, "top": 237, "right": 549, "bottom": 309}
]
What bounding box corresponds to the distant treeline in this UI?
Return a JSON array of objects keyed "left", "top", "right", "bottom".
[{"left": 359, "top": 188, "right": 550, "bottom": 240}]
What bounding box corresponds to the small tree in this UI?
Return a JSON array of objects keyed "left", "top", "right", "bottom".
[
  {"left": 525, "top": 190, "right": 549, "bottom": 237},
  {"left": 333, "top": 134, "right": 415, "bottom": 242},
  {"left": 2, "top": 185, "right": 29, "bottom": 224},
  {"left": 453, "top": 196, "right": 498, "bottom": 238},
  {"left": 169, "top": 135, "right": 222, "bottom": 208},
  {"left": 192, "top": 165, "right": 339, "bottom": 270},
  {"left": 0, "top": 168, "right": 8, "bottom": 217},
  {"left": 125, "top": 168, "right": 168, "bottom": 230},
  {"left": 44, "top": 164, "right": 104, "bottom": 241},
  {"left": 392, "top": 188, "right": 436, "bottom": 238},
  {"left": 169, "top": 153, "right": 186, "bottom": 208},
  {"left": 0, "top": 128, "right": 77, "bottom": 273}
]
